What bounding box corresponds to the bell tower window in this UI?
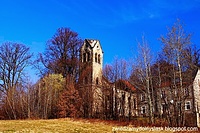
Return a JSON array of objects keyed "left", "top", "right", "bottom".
[
  {"left": 83, "top": 53, "right": 86, "bottom": 62},
  {"left": 98, "top": 54, "right": 100, "bottom": 64},
  {"left": 95, "top": 53, "right": 97, "bottom": 63},
  {"left": 133, "top": 99, "right": 136, "bottom": 109},
  {"left": 87, "top": 52, "right": 90, "bottom": 62},
  {"left": 96, "top": 77, "right": 99, "bottom": 85}
]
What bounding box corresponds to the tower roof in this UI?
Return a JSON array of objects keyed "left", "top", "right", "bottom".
[
  {"left": 83, "top": 39, "right": 104, "bottom": 54},
  {"left": 85, "top": 39, "right": 99, "bottom": 48}
]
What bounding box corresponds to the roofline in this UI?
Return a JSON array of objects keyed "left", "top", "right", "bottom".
[{"left": 84, "top": 39, "right": 104, "bottom": 53}]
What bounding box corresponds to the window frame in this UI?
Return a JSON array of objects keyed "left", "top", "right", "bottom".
[
  {"left": 185, "top": 101, "right": 191, "bottom": 110},
  {"left": 95, "top": 53, "right": 97, "bottom": 63},
  {"left": 98, "top": 54, "right": 100, "bottom": 64},
  {"left": 83, "top": 53, "right": 86, "bottom": 62},
  {"left": 141, "top": 106, "right": 146, "bottom": 114},
  {"left": 96, "top": 77, "right": 99, "bottom": 85}
]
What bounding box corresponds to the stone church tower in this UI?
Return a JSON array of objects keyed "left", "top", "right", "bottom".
[{"left": 79, "top": 39, "right": 103, "bottom": 118}]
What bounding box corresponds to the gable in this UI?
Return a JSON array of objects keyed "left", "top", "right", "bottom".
[
  {"left": 81, "top": 40, "right": 92, "bottom": 52},
  {"left": 81, "top": 39, "right": 103, "bottom": 53},
  {"left": 86, "top": 39, "right": 98, "bottom": 48},
  {"left": 194, "top": 69, "right": 200, "bottom": 83}
]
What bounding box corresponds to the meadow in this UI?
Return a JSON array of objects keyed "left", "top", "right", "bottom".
[{"left": 0, "top": 118, "right": 198, "bottom": 133}]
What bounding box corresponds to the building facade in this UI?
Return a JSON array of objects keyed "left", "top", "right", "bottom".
[
  {"left": 79, "top": 39, "right": 200, "bottom": 126},
  {"left": 79, "top": 39, "right": 138, "bottom": 119},
  {"left": 193, "top": 68, "right": 200, "bottom": 127},
  {"left": 79, "top": 39, "right": 103, "bottom": 118}
]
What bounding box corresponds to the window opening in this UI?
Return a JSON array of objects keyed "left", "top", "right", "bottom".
[
  {"left": 133, "top": 99, "right": 136, "bottom": 109},
  {"left": 87, "top": 52, "right": 90, "bottom": 62},
  {"left": 185, "top": 101, "right": 191, "bottom": 110},
  {"left": 95, "top": 53, "right": 97, "bottom": 62},
  {"left": 141, "top": 106, "right": 146, "bottom": 114},
  {"left": 96, "top": 77, "right": 99, "bottom": 85},
  {"left": 83, "top": 53, "right": 86, "bottom": 62},
  {"left": 98, "top": 54, "right": 100, "bottom": 64}
]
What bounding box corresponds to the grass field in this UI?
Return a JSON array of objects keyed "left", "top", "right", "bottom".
[
  {"left": 0, "top": 118, "right": 113, "bottom": 133},
  {"left": 0, "top": 118, "right": 198, "bottom": 133}
]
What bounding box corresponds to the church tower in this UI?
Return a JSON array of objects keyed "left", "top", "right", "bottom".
[{"left": 79, "top": 39, "right": 103, "bottom": 118}]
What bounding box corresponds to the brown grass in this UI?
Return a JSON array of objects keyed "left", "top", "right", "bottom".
[{"left": 0, "top": 118, "right": 198, "bottom": 133}]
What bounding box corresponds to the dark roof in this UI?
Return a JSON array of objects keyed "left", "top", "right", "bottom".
[
  {"left": 84, "top": 39, "right": 104, "bottom": 53},
  {"left": 115, "top": 79, "right": 136, "bottom": 91},
  {"left": 85, "top": 39, "right": 99, "bottom": 48}
]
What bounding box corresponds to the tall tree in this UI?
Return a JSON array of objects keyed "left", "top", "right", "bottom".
[
  {"left": 31, "top": 74, "right": 65, "bottom": 119},
  {"left": 103, "top": 64, "right": 114, "bottom": 82},
  {"left": 159, "top": 19, "right": 193, "bottom": 126},
  {"left": 130, "top": 36, "right": 154, "bottom": 124},
  {"left": 39, "top": 27, "right": 83, "bottom": 82},
  {"left": 103, "top": 57, "right": 129, "bottom": 120},
  {"left": 113, "top": 57, "right": 129, "bottom": 82},
  {"left": 0, "top": 42, "right": 32, "bottom": 119}
]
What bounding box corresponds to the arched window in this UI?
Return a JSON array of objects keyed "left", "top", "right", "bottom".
[
  {"left": 96, "top": 77, "right": 99, "bottom": 85},
  {"left": 133, "top": 99, "right": 136, "bottom": 109},
  {"left": 95, "top": 53, "right": 97, "bottom": 62},
  {"left": 98, "top": 54, "right": 100, "bottom": 64},
  {"left": 185, "top": 101, "right": 191, "bottom": 110},
  {"left": 141, "top": 106, "right": 146, "bottom": 114},
  {"left": 83, "top": 53, "right": 86, "bottom": 62},
  {"left": 87, "top": 52, "right": 90, "bottom": 62}
]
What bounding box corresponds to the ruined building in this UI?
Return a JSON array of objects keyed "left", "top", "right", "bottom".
[
  {"left": 79, "top": 39, "right": 137, "bottom": 119},
  {"left": 78, "top": 39, "right": 200, "bottom": 126}
]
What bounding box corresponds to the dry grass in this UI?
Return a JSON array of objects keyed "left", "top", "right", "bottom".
[
  {"left": 0, "top": 118, "right": 198, "bottom": 133},
  {"left": 0, "top": 118, "right": 111, "bottom": 133}
]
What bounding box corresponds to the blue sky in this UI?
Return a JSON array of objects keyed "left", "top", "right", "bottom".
[{"left": 0, "top": 0, "right": 200, "bottom": 81}]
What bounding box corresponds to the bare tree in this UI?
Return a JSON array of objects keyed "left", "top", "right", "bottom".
[
  {"left": 159, "top": 19, "right": 193, "bottom": 126},
  {"left": 130, "top": 36, "right": 154, "bottom": 124},
  {"left": 0, "top": 42, "right": 32, "bottom": 119},
  {"left": 103, "top": 64, "right": 115, "bottom": 82},
  {"left": 39, "top": 27, "right": 83, "bottom": 82},
  {"left": 112, "top": 57, "right": 129, "bottom": 81},
  {"left": 103, "top": 57, "right": 130, "bottom": 120},
  {"left": 151, "top": 59, "right": 174, "bottom": 122}
]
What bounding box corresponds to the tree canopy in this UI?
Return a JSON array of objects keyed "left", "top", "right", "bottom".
[{"left": 39, "top": 27, "right": 83, "bottom": 81}]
